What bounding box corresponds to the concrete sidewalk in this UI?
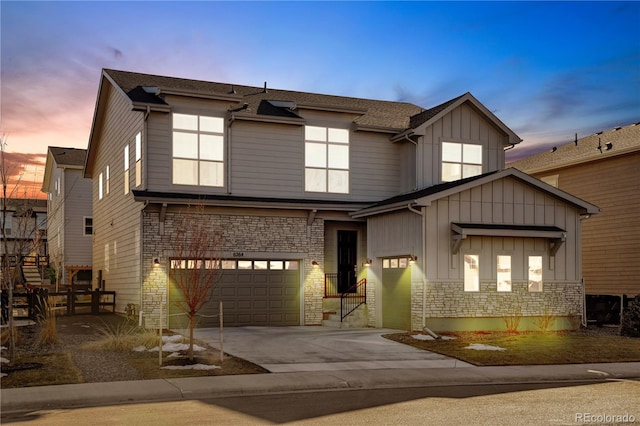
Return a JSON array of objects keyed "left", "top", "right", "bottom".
[{"left": 2, "top": 362, "right": 639, "bottom": 413}]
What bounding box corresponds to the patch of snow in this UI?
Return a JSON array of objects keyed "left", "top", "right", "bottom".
[
  {"left": 1, "top": 346, "right": 6, "bottom": 351},
  {"left": 163, "top": 335, "right": 184, "bottom": 343},
  {"left": 148, "top": 343, "right": 206, "bottom": 353},
  {"left": 132, "top": 346, "right": 147, "bottom": 352},
  {"left": 1, "top": 372, "right": 6, "bottom": 378},
  {"left": 161, "top": 364, "right": 220, "bottom": 370},
  {"left": 167, "top": 352, "right": 182, "bottom": 358},
  {"left": 413, "top": 334, "right": 435, "bottom": 341},
  {"left": 441, "top": 336, "right": 457, "bottom": 340},
  {"left": 1, "top": 356, "right": 9, "bottom": 364},
  {"left": 465, "top": 343, "right": 506, "bottom": 351}
]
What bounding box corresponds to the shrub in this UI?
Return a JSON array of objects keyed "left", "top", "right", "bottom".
[
  {"left": 83, "top": 321, "right": 160, "bottom": 352},
  {"left": 533, "top": 308, "right": 556, "bottom": 333},
  {"left": 621, "top": 296, "right": 640, "bottom": 338}
]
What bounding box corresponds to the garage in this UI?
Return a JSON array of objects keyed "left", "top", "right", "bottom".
[
  {"left": 381, "top": 257, "right": 412, "bottom": 330},
  {"left": 169, "top": 259, "right": 300, "bottom": 328}
]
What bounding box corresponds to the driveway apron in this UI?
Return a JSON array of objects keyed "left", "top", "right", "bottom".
[{"left": 189, "top": 326, "right": 473, "bottom": 372}]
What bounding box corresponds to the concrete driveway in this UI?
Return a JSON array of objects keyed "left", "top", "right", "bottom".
[{"left": 190, "top": 326, "right": 473, "bottom": 372}]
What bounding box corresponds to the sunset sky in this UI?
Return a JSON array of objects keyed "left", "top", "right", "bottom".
[{"left": 1, "top": 1, "right": 639, "bottom": 199}]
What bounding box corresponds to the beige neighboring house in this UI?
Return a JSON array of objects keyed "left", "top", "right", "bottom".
[
  {"left": 42, "top": 147, "right": 93, "bottom": 288},
  {"left": 83, "top": 68, "right": 598, "bottom": 332},
  {"left": 509, "top": 122, "right": 640, "bottom": 322}
]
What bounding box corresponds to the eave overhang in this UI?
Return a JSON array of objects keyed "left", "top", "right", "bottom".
[
  {"left": 132, "top": 190, "right": 374, "bottom": 212},
  {"left": 451, "top": 222, "right": 566, "bottom": 255}
]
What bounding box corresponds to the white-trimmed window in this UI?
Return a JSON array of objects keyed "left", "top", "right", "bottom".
[
  {"left": 124, "top": 145, "right": 130, "bottom": 194},
  {"left": 497, "top": 255, "right": 512, "bottom": 292},
  {"left": 464, "top": 254, "right": 480, "bottom": 291},
  {"left": 98, "top": 172, "right": 103, "bottom": 200},
  {"left": 528, "top": 255, "right": 543, "bottom": 292},
  {"left": 135, "top": 132, "right": 142, "bottom": 187},
  {"left": 172, "top": 113, "right": 224, "bottom": 187},
  {"left": 382, "top": 257, "right": 411, "bottom": 268},
  {"left": 442, "top": 142, "right": 482, "bottom": 182},
  {"left": 105, "top": 165, "right": 110, "bottom": 195},
  {"left": 104, "top": 243, "right": 109, "bottom": 272},
  {"left": 83, "top": 217, "right": 93, "bottom": 236},
  {"left": 305, "top": 126, "right": 349, "bottom": 193}
]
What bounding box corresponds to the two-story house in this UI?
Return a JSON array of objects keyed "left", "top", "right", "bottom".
[
  {"left": 84, "top": 69, "right": 598, "bottom": 332},
  {"left": 509, "top": 122, "right": 639, "bottom": 323},
  {"left": 42, "top": 147, "right": 93, "bottom": 288}
]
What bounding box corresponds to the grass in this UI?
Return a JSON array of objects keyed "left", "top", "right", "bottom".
[
  {"left": 384, "top": 331, "right": 640, "bottom": 366},
  {"left": 81, "top": 321, "right": 159, "bottom": 352},
  {"left": 1, "top": 352, "right": 83, "bottom": 388}
]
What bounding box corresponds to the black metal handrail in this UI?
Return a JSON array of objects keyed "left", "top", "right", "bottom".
[{"left": 340, "top": 278, "right": 366, "bottom": 321}]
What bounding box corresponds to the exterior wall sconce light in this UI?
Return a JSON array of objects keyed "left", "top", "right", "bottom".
[
  {"left": 153, "top": 258, "right": 160, "bottom": 265},
  {"left": 311, "top": 260, "right": 319, "bottom": 267},
  {"left": 364, "top": 259, "right": 372, "bottom": 267},
  {"left": 409, "top": 255, "right": 418, "bottom": 264}
]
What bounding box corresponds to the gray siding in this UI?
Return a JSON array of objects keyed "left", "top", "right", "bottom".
[
  {"left": 418, "top": 102, "right": 507, "bottom": 188},
  {"left": 425, "top": 177, "right": 580, "bottom": 283},
  {"left": 144, "top": 97, "right": 403, "bottom": 202},
  {"left": 91, "top": 84, "right": 144, "bottom": 312},
  {"left": 62, "top": 169, "right": 92, "bottom": 271}
]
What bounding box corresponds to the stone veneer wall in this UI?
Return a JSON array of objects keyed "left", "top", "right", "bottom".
[
  {"left": 140, "top": 210, "right": 325, "bottom": 328},
  {"left": 416, "top": 281, "right": 583, "bottom": 331}
]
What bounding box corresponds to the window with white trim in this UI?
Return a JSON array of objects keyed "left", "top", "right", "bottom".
[
  {"left": 305, "top": 126, "right": 349, "bottom": 193},
  {"left": 172, "top": 113, "right": 224, "bottom": 187},
  {"left": 83, "top": 217, "right": 93, "bottom": 236},
  {"left": 464, "top": 254, "right": 479, "bottom": 291},
  {"left": 528, "top": 255, "right": 543, "bottom": 292},
  {"left": 442, "top": 142, "right": 483, "bottom": 182},
  {"left": 124, "top": 145, "right": 130, "bottom": 194},
  {"left": 135, "top": 132, "right": 142, "bottom": 187},
  {"left": 98, "top": 172, "right": 103, "bottom": 200},
  {"left": 497, "top": 255, "right": 512, "bottom": 292},
  {"left": 105, "top": 165, "right": 110, "bottom": 195}
]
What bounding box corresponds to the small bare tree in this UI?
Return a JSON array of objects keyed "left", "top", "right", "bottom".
[{"left": 169, "top": 205, "right": 221, "bottom": 361}]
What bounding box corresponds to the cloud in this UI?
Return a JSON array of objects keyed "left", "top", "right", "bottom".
[{"left": 0, "top": 152, "right": 47, "bottom": 199}]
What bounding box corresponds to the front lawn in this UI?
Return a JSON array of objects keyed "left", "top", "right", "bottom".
[{"left": 383, "top": 330, "right": 640, "bottom": 366}]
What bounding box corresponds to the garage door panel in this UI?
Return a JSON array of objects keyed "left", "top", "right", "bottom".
[{"left": 170, "top": 260, "right": 300, "bottom": 328}]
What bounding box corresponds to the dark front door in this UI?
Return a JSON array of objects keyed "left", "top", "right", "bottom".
[{"left": 337, "top": 230, "right": 357, "bottom": 293}]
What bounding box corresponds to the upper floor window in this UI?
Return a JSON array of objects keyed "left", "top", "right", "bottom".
[
  {"left": 135, "top": 132, "right": 142, "bottom": 187},
  {"left": 83, "top": 217, "right": 93, "bottom": 236},
  {"left": 305, "top": 126, "right": 349, "bottom": 193},
  {"left": 442, "top": 142, "right": 482, "bottom": 182},
  {"left": 1, "top": 214, "right": 12, "bottom": 236},
  {"left": 172, "top": 113, "right": 224, "bottom": 187},
  {"left": 98, "top": 172, "right": 103, "bottom": 200},
  {"left": 124, "top": 145, "right": 130, "bottom": 195}
]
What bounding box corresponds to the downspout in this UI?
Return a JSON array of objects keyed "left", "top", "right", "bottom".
[{"left": 408, "top": 201, "right": 439, "bottom": 338}]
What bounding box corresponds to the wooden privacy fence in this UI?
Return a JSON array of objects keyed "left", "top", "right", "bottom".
[{"left": 1, "top": 288, "right": 116, "bottom": 323}]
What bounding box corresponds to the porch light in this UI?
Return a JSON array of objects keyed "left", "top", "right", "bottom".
[
  {"left": 153, "top": 258, "right": 160, "bottom": 265},
  {"left": 364, "top": 259, "right": 372, "bottom": 267},
  {"left": 409, "top": 255, "right": 418, "bottom": 264},
  {"left": 311, "top": 260, "right": 319, "bottom": 267}
]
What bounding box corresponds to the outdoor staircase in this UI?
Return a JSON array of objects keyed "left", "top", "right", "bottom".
[
  {"left": 23, "top": 265, "right": 43, "bottom": 286},
  {"left": 322, "top": 300, "right": 368, "bottom": 328}
]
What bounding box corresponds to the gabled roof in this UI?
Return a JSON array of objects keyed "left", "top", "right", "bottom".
[
  {"left": 42, "top": 147, "right": 87, "bottom": 193},
  {"left": 351, "top": 168, "right": 600, "bottom": 218},
  {"left": 509, "top": 122, "right": 640, "bottom": 174},
  {"left": 409, "top": 92, "right": 522, "bottom": 146}
]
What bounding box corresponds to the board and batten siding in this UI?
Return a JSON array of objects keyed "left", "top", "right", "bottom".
[
  {"left": 425, "top": 177, "right": 581, "bottom": 283},
  {"left": 532, "top": 152, "right": 640, "bottom": 296},
  {"left": 417, "top": 103, "right": 507, "bottom": 188},
  {"left": 91, "top": 83, "right": 145, "bottom": 313}
]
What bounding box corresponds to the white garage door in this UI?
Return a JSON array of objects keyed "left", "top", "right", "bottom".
[{"left": 169, "top": 259, "right": 300, "bottom": 328}]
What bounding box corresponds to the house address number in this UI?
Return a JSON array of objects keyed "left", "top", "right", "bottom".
[{"left": 233, "top": 252, "right": 245, "bottom": 257}]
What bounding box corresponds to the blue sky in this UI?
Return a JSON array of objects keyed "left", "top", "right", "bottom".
[{"left": 1, "top": 1, "right": 638, "bottom": 196}]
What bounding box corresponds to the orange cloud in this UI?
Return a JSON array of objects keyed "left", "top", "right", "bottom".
[{"left": 0, "top": 152, "right": 47, "bottom": 199}]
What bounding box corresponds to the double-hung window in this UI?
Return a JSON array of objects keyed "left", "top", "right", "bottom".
[
  {"left": 305, "top": 126, "right": 349, "bottom": 193},
  {"left": 497, "top": 255, "right": 512, "bottom": 292},
  {"left": 124, "top": 145, "right": 130, "bottom": 194},
  {"left": 464, "top": 254, "right": 480, "bottom": 291},
  {"left": 442, "top": 142, "right": 482, "bottom": 182},
  {"left": 528, "top": 255, "right": 543, "bottom": 292},
  {"left": 135, "top": 132, "right": 142, "bottom": 187},
  {"left": 172, "top": 113, "right": 224, "bottom": 187}
]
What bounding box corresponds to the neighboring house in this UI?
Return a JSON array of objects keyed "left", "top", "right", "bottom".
[
  {"left": 0, "top": 198, "right": 47, "bottom": 285},
  {"left": 83, "top": 68, "right": 598, "bottom": 332},
  {"left": 42, "top": 147, "right": 93, "bottom": 287},
  {"left": 509, "top": 123, "right": 640, "bottom": 321}
]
